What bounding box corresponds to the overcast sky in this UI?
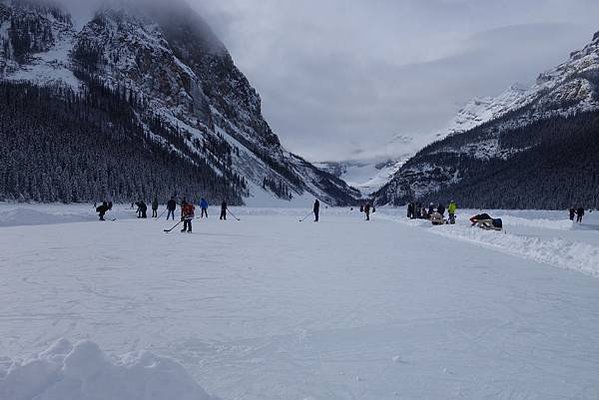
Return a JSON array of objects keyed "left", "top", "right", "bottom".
[{"left": 189, "top": 1, "right": 599, "bottom": 162}]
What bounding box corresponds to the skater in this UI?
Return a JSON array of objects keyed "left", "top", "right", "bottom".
[
  {"left": 199, "top": 198, "right": 209, "bottom": 218},
  {"left": 181, "top": 200, "right": 195, "bottom": 233},
  {"left": 220, "top": 200, "right": 227, "bottom": 221},
  {"left": 448, "top": 200, "right": 457, "bottom": 224},
  {"left": 313, "top": 199, "right": 320, "bottom": 222},
  {"left": 136, "top": 201, "right": 148, "bottom": 219},
  {"left": 577, "top": 207, "right": 585, "bottom": 223},
  {"left": 428, "top": 202, "right": 435, "bottom": 217},
  {"left": 364, "top": 202, "right": 372, "bottom": 221},
  {"left": 569, "top": 207, "right": 576, "bottom": 221},
  {"left": 96, "top": 201, "right": 110, "bottom": 221},
  {"left": 166, "top": 197, "right": 177, "bottom": 220},
  {"left": 151, "top": 197, "right": 159, "bottom": 218},
  {"left": 415, "top": 203, "right": 422, "bottom": 219},
  {"left": 420, "top": 204, "right": 429, "bottom": 219}
]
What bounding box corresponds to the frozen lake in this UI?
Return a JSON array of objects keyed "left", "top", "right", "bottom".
[{"left": 1, "top": 205, "right": 598, "bottom": 399}]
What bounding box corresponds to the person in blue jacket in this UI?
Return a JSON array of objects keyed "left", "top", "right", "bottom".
[{"left": 199, "top": 198, "right": 209, "bottom": 218}]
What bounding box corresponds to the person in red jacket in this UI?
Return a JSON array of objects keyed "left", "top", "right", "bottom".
[{"left": 181, "top": 199, "right": 195, "bottom": 233}]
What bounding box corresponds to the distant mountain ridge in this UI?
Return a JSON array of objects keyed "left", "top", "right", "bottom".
[
  {"left": 0, "top": 0, "right": 359, "bottom": 205},
  {"left": 375, "top": 30, "right": 599, "bottom": 209}
]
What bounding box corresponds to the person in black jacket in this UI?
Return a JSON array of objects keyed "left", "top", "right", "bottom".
[
  {"left": 136, "top": 201, "right": 148, "bottom": 219},
  {"left": 220, "top": 200, "right": 227, "bottom": 221},
  {"left": 577, "top": 207, "right": 585, "bottom": 223},
  {"left": 313, "top": 199, "right": 320, "bottom": 222},
  {"left": 96, "top": 201, "right": 109, "bottom": 221},
  {"left": 569, "top": 208, "right": 576, "bottom": 221},
  {"left": 166, "top": 197, "right": 177, "bottom": 220},
  {"left": 364, "top": 203, "right": 372, "bottom": 221},
  {"left": 151, "top": 197, "right": 159, "bottom": 218},
  {"left": 407, "top": 203, "right": 414, "bottom": 219},
  {"left": 437, "top": 203, "right": 445, "bottom": 217}
]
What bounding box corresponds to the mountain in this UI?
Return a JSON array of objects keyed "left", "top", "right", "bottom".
[
  {"left": 375, "top": 31, "right": 599, "bottom": 209},
  {"left": 315, "top": 135, "right": 419, "bottom": 195},
  {"left": 0, "top": 0, "right": 359, "bottom": 205},
  {"left": 316, "top": 159, "right": 402, "bottom": 196}
]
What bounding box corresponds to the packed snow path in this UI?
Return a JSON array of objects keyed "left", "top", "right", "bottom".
[{"left": 1, "top": 209, "right": 598, "bottom": 399}]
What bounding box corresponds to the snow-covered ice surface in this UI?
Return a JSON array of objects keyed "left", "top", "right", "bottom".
[
  {"left": 0, "top": 203, "right": 140, "bottom": 227},
  {"left": 1, "top": 205, "right": 599, "bottom": 399}
]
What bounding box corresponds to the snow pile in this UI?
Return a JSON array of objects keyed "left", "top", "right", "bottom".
[
  {"left": 0, "top": 207, "right": 90, "bottom": 227},
  {"left": 495, "top": 215, "right": 574, "bottom": 231},
  {"left": 430, "top": 224, "right": 599, "bottom": 277},
  {"left": 0, "top": 203, "right": 142, "bottom": 227},
  {"left": 0, "top": 339, "right": 220, "bottom": 400},
  {"left": 378, "top": 210, "right": 599, "bottom": 277}
]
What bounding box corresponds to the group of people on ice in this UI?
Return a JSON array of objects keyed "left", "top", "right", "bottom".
[
  {"left": 98, "top": 196, "right": 231, "bottom": 230},
  {"left": 406, "top": 201, "right": 458, "bottom": 225},
  {"left": 405, "top": 201, "right": 505, "bottom": 231},
  {"left": 98, "top": 195, "right": 591, "bottom": 233},
  {"left": 569, "top": 207, "right": 587, "bottom": 223},
  {"left": 164, "top": 197, "right": 230, "bottom": 232},
  {"left": 129, "top": 197, "right": 215, "bottom": 223}
]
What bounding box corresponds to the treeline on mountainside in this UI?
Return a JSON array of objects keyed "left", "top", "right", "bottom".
[
  {"left": 0, "top": 80, "right": 247, "bottom": 204},
  {"left": 378, "top": 111, "right": 599, "bottom": 209},
  {"left": 262, "top": 177, "right": 292, "bottom": 200}
]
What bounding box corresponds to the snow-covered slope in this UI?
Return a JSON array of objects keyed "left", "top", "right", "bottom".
[
  {"left": 443, "top": 84, "right": 530, "bottom": 137},
  {"left": 317, "top": 158, "right": 405, "bottom": 195},
  {"left": 376, "top": 30, "right": 599, "bottom": 208},
  {"left": 316, "top": 135, "right": 419, "bottom": 195},
  {"left": 0, "top": 0, "right": 359, "bottom": 206},
  {"left": 0, "top": 0, "right": 78, "bottom": 86}
]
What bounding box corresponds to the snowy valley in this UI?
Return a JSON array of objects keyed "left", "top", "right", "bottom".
[{"left": 1, "top": 0, "right": 599, "bottom": 399}]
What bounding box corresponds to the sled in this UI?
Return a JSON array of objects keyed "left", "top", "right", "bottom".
[
  {"left": 430, "top": 212, "right": 446, "bottom": 226},
  {"left": 475, "top": 218, "right": 503, "bottom": 231}
]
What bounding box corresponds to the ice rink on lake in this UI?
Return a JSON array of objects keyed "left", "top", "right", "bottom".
[{"left": 1, "top": 205, "right": 598, "bottom": 399}]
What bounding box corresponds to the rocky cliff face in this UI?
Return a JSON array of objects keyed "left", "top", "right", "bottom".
[
  {"left": 0, "top": 0, "right": 359, "bottom": 205},
  {"left": 0, "top": 0, "right": 73, "bottom": 74},
  {"left": 375, "top": 31, "right": 599, "bottom": 209}
]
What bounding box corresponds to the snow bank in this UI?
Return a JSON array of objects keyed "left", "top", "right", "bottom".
[
  {"left": 496, "top": 215, "right": 574, "bottom": 231},
  {"left": 0, "top": 207, "right": 90, "bottom": 227},
  {"left": 0, "top": 203, "right": 140, "bottom": 227},
  {"left": 0, "top": 340, "right": 221, "bottom": 400},
  {"left": 429, "top": 224, "right": 599, "bottom": 277},
  {"left": 378, "top": 210, "right": 599, "bottom": 277}
]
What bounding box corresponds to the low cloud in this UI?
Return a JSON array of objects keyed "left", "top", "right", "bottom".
[{"left": 190, "top": 0, "right": 599, "bottom": 162}]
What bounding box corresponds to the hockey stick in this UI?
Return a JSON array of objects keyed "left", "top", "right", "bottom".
[
  {"left": 164, "top": 220, "right": 183, "bottom": 233},
  {"left": 299, "top": 211, "right": 313, "bottom": 222},
  {"left": 226, "top": 208, "right": 241, "bottom": 221},
  {"left": 156, "top": 209, "right": 167, "bottom": 220}
]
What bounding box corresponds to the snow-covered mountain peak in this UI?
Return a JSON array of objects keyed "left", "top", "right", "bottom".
[
  {"left": 0, "top": 0, "right": 359, "bottom": 205},
  {"left": 376, "top": 30, "right": 599, "bottom": 207},
  {"left": 442, "top": 84, "right": 531, "bottom": 138},
  {"left": 435, "top": 30, "right": 599, "bottom": 145}
]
